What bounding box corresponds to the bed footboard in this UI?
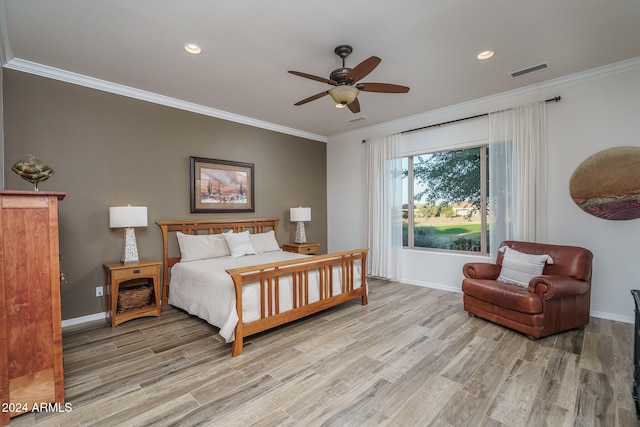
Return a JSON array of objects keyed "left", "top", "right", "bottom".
[{"left": 226, "top": 248, "right": 368, "bottom": 356}]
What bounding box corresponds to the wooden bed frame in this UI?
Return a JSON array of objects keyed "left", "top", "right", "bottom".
[{"left": 156, "top": 218, "right": 368, "bottom": 356}]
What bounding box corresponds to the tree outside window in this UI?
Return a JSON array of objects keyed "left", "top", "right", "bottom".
[{"left": 402, "top": 146, "right": 489, "bottom": 253}]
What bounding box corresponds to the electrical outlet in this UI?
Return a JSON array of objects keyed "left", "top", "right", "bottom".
[{"left": 96, "top": 286, "right": 103, "bottom": 297}]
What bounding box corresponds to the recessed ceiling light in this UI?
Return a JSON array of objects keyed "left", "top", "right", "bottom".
[
  {"left": 184, "top": 43, "right": 202, "bottom": 54},
  {"left": 477, "top": 50, "right": 494, "bottom": 60}
]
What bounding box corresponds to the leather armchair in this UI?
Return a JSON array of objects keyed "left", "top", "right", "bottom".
[{"left": 462, "top": 241, "right": 593, "bottom": 338}]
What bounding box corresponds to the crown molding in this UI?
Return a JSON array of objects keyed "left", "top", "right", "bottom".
[
  {"left": 3, "top": 58, "right": 328, "bottom": 143},
  {"left": 5, "top": 54, "right": 640, "bottom": 143},
  {"left": 0, "top": 2, "right": 13, "bottom": 66},
  {"left": 333, "top": 56, "right": 640, "bottom": 140}
]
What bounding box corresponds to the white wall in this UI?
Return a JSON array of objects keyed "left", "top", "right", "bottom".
[{"left": 327, "top": 58, "right": 640, "bottom": 323}]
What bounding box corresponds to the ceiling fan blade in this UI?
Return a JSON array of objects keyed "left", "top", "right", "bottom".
[
  {"left": 347, "top": 97, "right": 361, "bottom": 113},
  {"left": 288, "top": 70, "right": 337, "bottom": 86},
  {"left": 294, "top": 91, "right": 329, "bottom": 106},
  {"left": 357, "top": 82, "right": 410, "bottom": 93},
  {"left": 345, "top": 56, "right": 381, "bottom": 83}
]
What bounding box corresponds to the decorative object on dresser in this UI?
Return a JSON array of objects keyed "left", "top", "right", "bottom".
[
  {"left": 109, "top": 205, "right": 148, "bottom": 264},
  {"left": 462, "top": 240, "right": 593, "bottom": 339},
  {"left": 190, "top": 157, "right": 255, "bottom": 213},
  {"left": 103, "top": 259, "right": 162, "bottom": 327},
  {"left": 290, "top": 206, "right": 311, "bottom": 243},
  {"left": 0, "top": 190, "right": 66, "bottom": 426},
  {"left": 283, "top": 242, "right": 319, "bottom": 255},
  {"left": 11, "top": 154, "right": 55, "bottom": 191},
  {"left": 156, "top": 218, "right": 368, "bottom": 356}
]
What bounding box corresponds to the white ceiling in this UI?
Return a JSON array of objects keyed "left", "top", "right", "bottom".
[{"left": 2, "top": 0, "right": 640, "bottom": 140}]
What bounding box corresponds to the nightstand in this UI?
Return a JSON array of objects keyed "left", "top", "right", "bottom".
[
  {"left": 283, "top": 243, "right": 320, "bottom": 255},
  {"left": 103, "top": 259, "right": 162, "bottom": 327}
]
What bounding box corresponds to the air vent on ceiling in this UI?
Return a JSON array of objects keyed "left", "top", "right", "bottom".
[
  {"left": 347, "top": 116, "right": 369, "bottom": 123},
  {"left": 509, "top": 62, "right": 549, "bottom": 78}
]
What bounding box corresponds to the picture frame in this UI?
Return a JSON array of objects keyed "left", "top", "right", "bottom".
[{"left": 190, "top": 156, "right": 255, "bottom": 213}]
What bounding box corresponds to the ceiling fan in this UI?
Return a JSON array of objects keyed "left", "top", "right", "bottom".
[{"left": 288, "top": 45, "right": 410, "bottom": 113}]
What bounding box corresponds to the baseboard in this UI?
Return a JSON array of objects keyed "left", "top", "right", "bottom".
[
  {"left": 61, "top": 312, "right": 107, "bottom": 329},
  {"left": 590, "top": 310, "right": 633, "bottom": 325},
  {"left": 400, "top": 278, "right": 462, "bottom": 294},
  {"left": 400, "top": 279, "right": 633, "bottom": 325},
  {"left": 60, "top": 291, "right": 635, "bottom": 329}
]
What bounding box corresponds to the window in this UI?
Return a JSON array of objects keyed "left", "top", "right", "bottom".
[{"left": 402, "top": 146, "right": 489, "bottom": 254}]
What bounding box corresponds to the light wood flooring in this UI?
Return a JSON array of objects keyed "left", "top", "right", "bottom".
[{"left": 9, "top": 279, "right": 640, "bottom": 426}]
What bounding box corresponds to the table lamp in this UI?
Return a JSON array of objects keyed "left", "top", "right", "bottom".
[
  {"left": 109, "top": 205, "right": 148, "bottom": 264},
  {"left": 290, "top": 206, "right": 311, "bottom": 244}
]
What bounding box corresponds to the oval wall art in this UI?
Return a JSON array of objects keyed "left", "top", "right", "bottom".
[{"left": 569, "top": 146, "right": 640, "bottom": 220}]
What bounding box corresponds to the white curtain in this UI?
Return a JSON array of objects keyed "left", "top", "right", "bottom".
[
  {"left": 488, "top": 101, "right": 548, "bottom": 258},
  {"left": 365, "top": 133, "right": 403, "bottom": 279}
]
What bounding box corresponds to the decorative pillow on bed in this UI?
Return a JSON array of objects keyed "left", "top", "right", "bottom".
[
  {"left": 249, "top": 230, "right": 281, "bottom": 253},
  {"left": 497, "top": 246, "right": 553, "bottom": 287},
  {"left": 176, "top": 232, "right": 231, "bottom": 261},
  {"left": 223, "top": 231, "right": 257, "bottom": 257}
]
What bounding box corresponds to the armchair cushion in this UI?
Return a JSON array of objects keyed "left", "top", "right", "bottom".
[
  {"left": 462, "top": 278, "right": 543, "bottom": 314},
  {"left": 497, "top": 246, "right": 553, "bottom": 287}
]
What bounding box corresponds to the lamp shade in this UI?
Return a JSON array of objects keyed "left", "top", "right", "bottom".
[
  {"left": 109, "top": 206, "right": 148, "bottom": 228},
  {"left": 290, "top": 207, "right": 311, "bottom": 222}
]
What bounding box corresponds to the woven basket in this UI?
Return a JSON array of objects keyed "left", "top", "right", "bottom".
[{"left": 117, "top": 283, "right": 153, "bottom": 313}]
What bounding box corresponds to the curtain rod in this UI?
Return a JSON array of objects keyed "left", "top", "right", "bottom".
[{"left": 362, "top": 96, "right": 560, "bottom": 142}]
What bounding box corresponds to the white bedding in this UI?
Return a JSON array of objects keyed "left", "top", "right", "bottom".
[{"left": 168, "top": 251, "right": 362, "bottom": 343}]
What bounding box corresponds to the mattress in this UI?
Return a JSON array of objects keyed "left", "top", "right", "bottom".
[{"left": 168, "top": 251, "right": 362, "bottom": 342}]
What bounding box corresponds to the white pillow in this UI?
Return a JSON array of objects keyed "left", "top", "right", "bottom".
[
  {"left": 223, "top": 231, "right": 257, "bottom": 257},
  {"left": 176, "top": 232, "right": 230, "bottom": 261},
  {"left": 497, "top": 246, "right": 553, "bottom": 287},
  {"left": 249, "top": 230, "right": 281, "bottom": 253}
]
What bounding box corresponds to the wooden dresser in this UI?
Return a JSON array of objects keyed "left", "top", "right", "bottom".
[{"left": 0, "top": 191, "right": 66, "bottom": 425}]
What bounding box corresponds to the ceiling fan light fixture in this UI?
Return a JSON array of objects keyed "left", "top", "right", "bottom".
[{"left": 328, "top": 85, "right": 359, "bottom": 107}]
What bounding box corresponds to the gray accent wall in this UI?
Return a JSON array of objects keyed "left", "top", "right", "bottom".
[
  {"left": 2, "top": 69, "right": 327, "bottom": 321},
  {"left": 0, "top": 64, "right": 4, "bottom": 188}
]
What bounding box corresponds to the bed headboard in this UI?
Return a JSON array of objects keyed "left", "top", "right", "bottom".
[{"left": 155, "top": 217, "right": 280, "bottom": 305}]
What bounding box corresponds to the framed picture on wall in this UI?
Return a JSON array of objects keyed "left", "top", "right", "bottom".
[{"left": 190, "top": 156, "right": 255, "bottom": 213}]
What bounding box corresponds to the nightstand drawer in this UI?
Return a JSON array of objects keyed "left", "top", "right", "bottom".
[
  {"left": 283, "top": 243, "right": 319, "bottom": 255},
  {"left": 110, "top": 265, "right": 159, "bottom": 281},
  {"left": 299, "top": 245, "right": 316, "bottom": 254}
]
